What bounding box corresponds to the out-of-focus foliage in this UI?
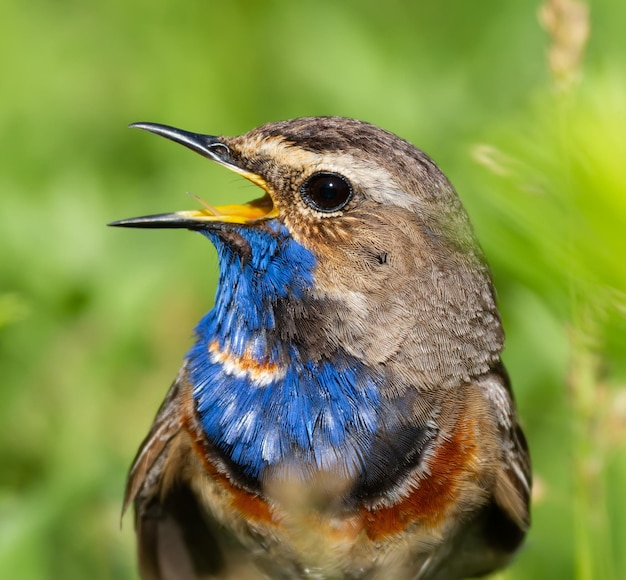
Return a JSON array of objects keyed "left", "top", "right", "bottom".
[{"left": 0, "top": 0, "right": 624, "bottom": 578}]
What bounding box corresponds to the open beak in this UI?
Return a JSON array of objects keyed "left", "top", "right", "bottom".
[{"left": 109, "top": 123, "right": 279, "bottom": 229}]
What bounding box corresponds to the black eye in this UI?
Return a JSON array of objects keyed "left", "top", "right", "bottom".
[{"left": 300, "top": 172, "right": 353, "bottom": 213}]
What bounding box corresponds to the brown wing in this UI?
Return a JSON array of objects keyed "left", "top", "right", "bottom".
[
  {"left": 124, "top": 368, "right": 227, "bottom": 580},
  {"left": 447, "top": 366, "right": 531, "bottom": 579},
  {"left": 417, "top": 368, "right": 531, "bottom": 580},
  {"left": 489, "top": 364, "right": 532, "bottom": 535}
]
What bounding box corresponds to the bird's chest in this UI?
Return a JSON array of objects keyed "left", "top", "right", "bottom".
[
  {"left": 182, "top": 418, "right": 444, "bottom": 580},
  {"left": 182, "top": 417, "right": 468, "bottom": 580},
  {"left": 187, "top": 328, "right": 382, "bottom": 485}
]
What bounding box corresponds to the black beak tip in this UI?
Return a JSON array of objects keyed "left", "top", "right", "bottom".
[
  {"left": 107, "top": 218, "right": 141, "bottom": 228},
  {"left": 127, "top": 121, "right": 179, "bottom": 137},
  {"left": 107, "top": 216, "right": 167, "bottom": 229},
  {"left": 128, "top": 121, "right": 151, "bottom": 131}
]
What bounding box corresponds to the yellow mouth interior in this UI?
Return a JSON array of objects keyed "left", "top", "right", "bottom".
[{"left": 178, "top": 193, "right": 279, "bottom": 225}]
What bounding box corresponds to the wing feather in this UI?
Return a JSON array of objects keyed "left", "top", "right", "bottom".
[{"left": 124, "top": 368, "right": 228, "bottom": 579}]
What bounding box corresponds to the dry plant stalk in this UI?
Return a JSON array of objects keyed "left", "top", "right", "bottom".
[{"left": 539, "top": 0, "right": 590, "bottom": 90}]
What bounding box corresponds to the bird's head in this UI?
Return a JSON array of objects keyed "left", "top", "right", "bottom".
[{"left": 111, "top": 117, "right": 503, "bottom": 389}]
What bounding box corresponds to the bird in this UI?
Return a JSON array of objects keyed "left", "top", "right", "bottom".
[{"left": 110, "top": 116, "right": 531, "bottom": 580}]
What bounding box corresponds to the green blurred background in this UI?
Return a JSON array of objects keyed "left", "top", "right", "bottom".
[{"left": 1, "top": 0, "right": 625, "bottom": 578}]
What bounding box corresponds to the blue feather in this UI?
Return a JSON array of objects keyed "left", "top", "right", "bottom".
[{"left": 186, "top": 221, "right": 382, "bottom": 480}]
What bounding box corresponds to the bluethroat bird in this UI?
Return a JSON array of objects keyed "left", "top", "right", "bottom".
[{"left": 110, "top": 117, "right": 531, "bottom": 580}]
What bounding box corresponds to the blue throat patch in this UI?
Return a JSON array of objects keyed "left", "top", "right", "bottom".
[{"left": 186, "top": 220, "right": 381, "bottom": 481}]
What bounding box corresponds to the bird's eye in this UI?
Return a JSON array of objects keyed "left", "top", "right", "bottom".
[{"left": 300, "top": 172, "right": 353, "bottom": 213}]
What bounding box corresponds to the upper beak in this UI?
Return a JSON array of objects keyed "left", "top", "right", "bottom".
[{"left": 109, "top": 122, "right": 278, "bottom": 229}]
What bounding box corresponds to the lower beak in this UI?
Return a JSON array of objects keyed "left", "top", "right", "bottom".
[
  {"left": 109, "top": 194, "right": 278, "bottom": 229},
  {"left": 109, "top": 122, "right": 279, "bottom": 229}
]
